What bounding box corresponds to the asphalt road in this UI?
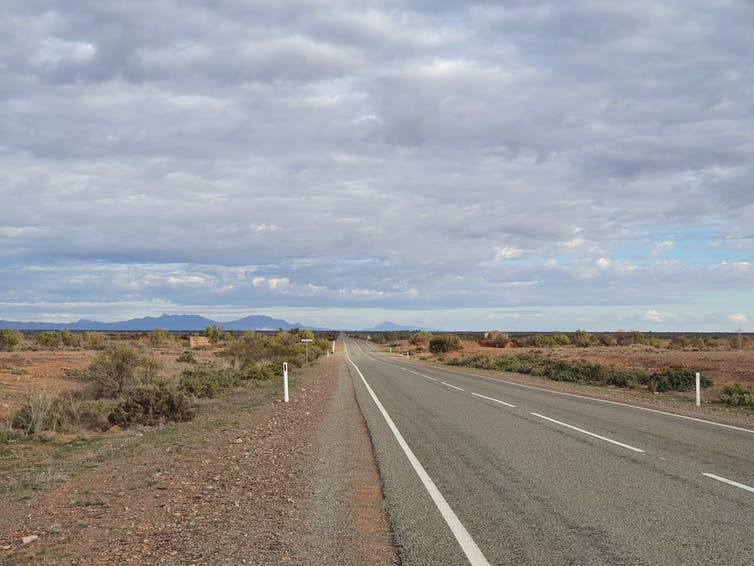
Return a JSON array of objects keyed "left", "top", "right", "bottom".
[{"left": 344, "top": 339, "right": 754, "bottom": 566}]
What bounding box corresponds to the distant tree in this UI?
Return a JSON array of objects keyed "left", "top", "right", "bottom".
[
  {"left": 60, "top": 329, "right": 80, "bottom": 348},
  {"left": 148, "top": 327, "right": 170, "bottom": 346},
  {"left": 571, "top": 330, "right": 595, "bottom": 348},
  {"left": 0, "top": 329, "right": 21, "bottom": 351},
  {"left": 429, "top": 334, "right": 462, "bottom": 354},
  {"left": 204, "top": 324, "right": 226, "bottom": 344},
  {"left": 410, "top": 331, "right": 433, "bottom": 347}
]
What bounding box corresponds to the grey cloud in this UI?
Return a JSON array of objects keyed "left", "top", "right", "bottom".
[{"left": 1, "top": 0, "right": 753, "bottom": 328}]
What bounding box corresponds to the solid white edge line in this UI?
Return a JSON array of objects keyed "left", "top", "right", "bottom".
[
  {"left": 470, "top": 392, "right": 516, "bottom": 408},
  {"left": 441, "top": 381, "right": 465, "bottom": 391},
  {"left": 531, "top": 412, "right": 645, "bottom": 453},
  {"left": 702, "top": 473, "right": 754, "bottom": 494},
  {"left": 345, "top": 345, "right": 491, "bottom": 566}
]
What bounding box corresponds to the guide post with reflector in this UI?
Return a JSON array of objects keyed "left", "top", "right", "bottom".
[{"left": 283, "top": 362, "right": 289, "bottom": 403}]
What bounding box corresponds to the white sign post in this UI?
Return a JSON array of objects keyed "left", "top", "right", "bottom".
[
  {"left": 301, "top": 338, "right": 313, "bottom": 364},
  {"left": 695, "top": 372, "right": 701, "bottom": 406},
  {"left": 332, "top": 340, "right": 336, "bottom": 354},
  {"left": 283, "top": 362, "right": 289, "bottom": 403}
]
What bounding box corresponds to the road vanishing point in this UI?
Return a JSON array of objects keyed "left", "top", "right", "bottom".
[{"left": 344, "top": 338, "right": 754, "bottom": 565}]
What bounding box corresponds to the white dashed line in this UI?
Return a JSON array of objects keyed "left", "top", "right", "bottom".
[
  {"left": 531, "top": 412, "right": 645, "bottom": 453},
  {"left": 470, "top": 392, "right": 516, "bottom": 408},
  {"left": 702, "top": 473, "right": 754, "bottom": 494},
  {"left": 441, "top": 381, "right": 464, "bottom": 391}
]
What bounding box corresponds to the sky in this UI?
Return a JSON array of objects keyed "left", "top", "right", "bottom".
[{"left": 1, "top": 1, "right": 753, "bottom": 331}]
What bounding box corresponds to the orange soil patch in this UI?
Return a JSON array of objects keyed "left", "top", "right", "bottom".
[
  {"left": 0, "top": 350, "right": 94, "bottom": 421},
  {"left": 0, "top": 344, "right": 223, "bottom": 422}
]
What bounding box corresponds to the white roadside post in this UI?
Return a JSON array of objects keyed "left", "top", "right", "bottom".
[
  {"left": 332, "top": 340, "right": 335, "bottom": 354},
  {"left": 283, "top": 362, "right": 289, "bottom": 403},
  {"left": 696, "top": 372, "right": 701, "bottom": 406}
]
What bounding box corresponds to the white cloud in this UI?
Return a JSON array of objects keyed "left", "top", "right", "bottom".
[
  {"left": 652, "top": 240, "right": 674, "bottom": 256},
  {"left": 251, "top": 277, "right": 290, "bottom": 291},
  {"left": 728, "top": 313, "right": 748, "bottom": 324},
  {"left": 642, "top": 309, "right": 664, "bottom": 323},
  {"left": 494, "top": 246, "right": 525, "bottom": 260}
]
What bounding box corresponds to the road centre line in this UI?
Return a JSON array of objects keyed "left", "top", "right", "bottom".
[
  {"left": 441, "top": 381, "right": 464, "bottom": 391},
  {"left": 424, "top": 375, "right": 438, "bottom": 382},
  {"left": 470, "top": 392, "right": 516, "bottom": 408},
  {"left": 345, "top": 346, "right": 491, "bottom": 566},
  {"left": 702, "top": 473, "right": 754, "bottom": 494},
  {"left": 531, "top": 412, "right": 645, "bottom": 453}
]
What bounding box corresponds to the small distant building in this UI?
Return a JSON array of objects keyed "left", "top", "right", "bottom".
[{"left": 189, "top": 336, "right": 210, "bottom": 349}]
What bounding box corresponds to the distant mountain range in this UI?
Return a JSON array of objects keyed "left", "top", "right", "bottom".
[
  {"left": 0, "top": 314, "right": 306, "bottom": 332},
  {"left": 0, "top": 315, "right": 434, "bottom": 332}
]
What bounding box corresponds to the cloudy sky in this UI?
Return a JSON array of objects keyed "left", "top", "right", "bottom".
[{"left": 1, "top": 1, "right": 753, "bottom": 331}]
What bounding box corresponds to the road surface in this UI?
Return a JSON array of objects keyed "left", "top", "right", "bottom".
[{"left": 344, "top": 339, "right": 754, "bottom": 565}]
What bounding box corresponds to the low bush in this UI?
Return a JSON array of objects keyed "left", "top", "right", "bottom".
[
  {"left": 178, "top": 368, "right": 243, "bottom": 398},
  {"left": 604, "top": 369, "right": 641, "bottom": 388},
  {"left": 0, "top": 328, "right": 22, "bottom": 351},
  {"left": 82, "top": 344, "right": 158, "bottom": 397},
  {"left": 719, "top": 383, "right": 754, "bottom": 408},
  {"left": 646, "top": 367, "right": 712, "bottom": 392},
  {"left": 429, "top": 334, "right": 462, "bottom": 354},
  {"left": 81, "top": 332, "right": 107, "bottom": 350},
  {"left": 448, "top": 354, "right": 697, "bottom": 392},
  {"left": 245, "top": 363, "right": 277, "bottom": 381},
  {"left": 148, "top": 327, "right": 171, "bottom": 346},
  {"left": 108, "top": 384, "right": 193, "bottom": 427},
  {"left": 9, "top": 391, "right": 114, "bottom": 436},
  {"left": 176, "top": 350, "right": 197, "bottom": 364}
]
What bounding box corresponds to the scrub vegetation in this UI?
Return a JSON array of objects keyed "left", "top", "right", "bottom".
[{"left": 0, "top": 328, "right": 332, "bottom": 441}]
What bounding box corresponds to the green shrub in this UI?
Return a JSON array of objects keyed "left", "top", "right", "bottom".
[
  {"left": 108, "top": 385, "right": 193, "bottom": 427},
  {"left": 245, "top": 363, "right": 277, "bottom": 381},
  {"left": 178, "top": 368, "right": 243, "bottom": 398},
  {"left": 429, "top": 334, "right": 462, "bottom": 354},
  {"left": 36, "top": 331, "right": 63, "bottom": 349},
  {"left": 204, "top": 324, "right": 228, "bottom": 344},
  {"left": 646, "top": 367, "right": 712, "bottom": 392},
  {"left": 604, "top": 369, "right": 640, "bottom": 388},
  {"left": 571, "top": 330, "right": 596, "bottom": 348},
  {"left": 0, "top": 329, "right": 22, "bottom": 351},
  {"left": 59, "top": 329, "right": 80, "bottom": 348},
  {"left": 82, "top": 332, "right": 107, "bottom": 350},
  {"left": 719, "top": 383, "right": 754, "bottom": 407},
  {"left": 526, "top": 334, "right": 555, "bottom": 347},
  {"left": 450, "top": 353, "right": 646, "bottom": 391},
  {"left": 176, "top": 350, "right": 197, "bottom": 363},
  {"left": 544, "top": 359, "right": 603, "bottom": 383},
  {"left": 83, "top": 344, "right": 157, "bottom": 397},
  {"left": 148, "top": 327, "right": 170, "bottom": 346},
  {"left": 552, "top": 334, "right": 571, "bottom": 346}
]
